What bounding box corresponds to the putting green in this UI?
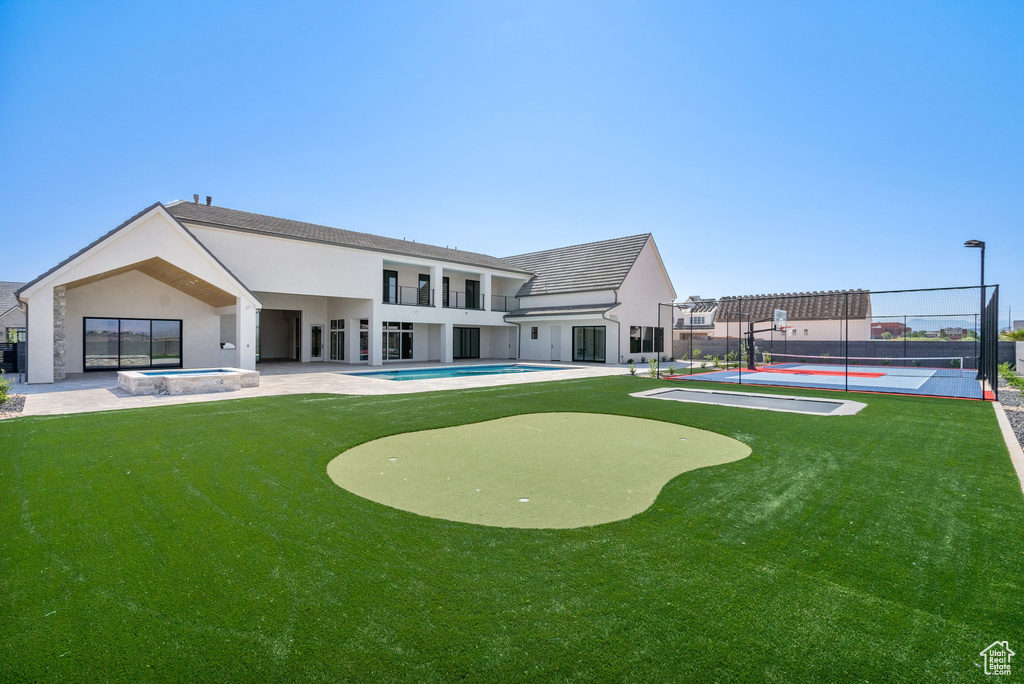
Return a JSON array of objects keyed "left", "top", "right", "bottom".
[{"left": 327, "top": 412, "right": 751, "bottom": 529}]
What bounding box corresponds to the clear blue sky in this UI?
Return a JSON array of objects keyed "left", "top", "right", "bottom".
[{"left": 1, "top": 1, "right": 1021, "bottom": 326}]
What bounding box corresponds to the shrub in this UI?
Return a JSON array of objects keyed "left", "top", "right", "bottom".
[
  {"left": 763, "top": 352, "right": 772, "bottom": 365},
  {"left": 628, "top": 362, "right": 637, "bottom": 376},
  {"left": 691, "top": 348, "right": 702, "bottom": 360},
  {"left": 666, "top": 366, "right": 676, "bottom": 375},
  {"left": 0, "top": 370, "right": 9, "bottom": 406},
  {"left": 998, "top": 362, "right": 1024, "bottom": 390},
  {"left": 649, "top": 358, "right": 659, "bottom": 377}
]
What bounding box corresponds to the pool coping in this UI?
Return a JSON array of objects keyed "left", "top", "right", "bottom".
[
  {"left": 630, "top": 386, "right": 868, "bottom": 416},
  {"left": 117, "top": 367, "right": 261, "bottom": 396}
]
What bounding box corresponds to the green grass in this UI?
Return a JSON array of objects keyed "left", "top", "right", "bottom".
[{"left": 2, "top": 376, "right": 1022, "bottom": 682}]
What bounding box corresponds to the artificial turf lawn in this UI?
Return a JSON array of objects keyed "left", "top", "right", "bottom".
[
  {"left": 2, "top": 376, "right": 1022, "bottom": 681},
  {"left": 328, "top": 412, "right": 751, "bottom": 528}
]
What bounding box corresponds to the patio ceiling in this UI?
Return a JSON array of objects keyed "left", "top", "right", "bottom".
[{"left": 62, "top": 257, "right": 236, "bottom": 308}]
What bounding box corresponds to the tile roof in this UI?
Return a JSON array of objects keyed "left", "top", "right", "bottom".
[
  {"left": 166, "top": 201, "right": 531, "bottom": 275},
  {"left": 0, "top": 281, "right": 26, "bottom": 314},
  {"left": 717, "top": 290, "right": 871, "bottom": 321},
  {"left": 502, "top": 234, "right": 651, "bottom": 297}
]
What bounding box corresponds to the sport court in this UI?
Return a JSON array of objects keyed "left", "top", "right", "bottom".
[{"left": 678, "top": 355, "right": 983, "bottom": 399}]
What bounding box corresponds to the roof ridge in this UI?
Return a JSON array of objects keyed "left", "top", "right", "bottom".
[{"left": 503, "top": 233, "right": 650, "bottom": 260}]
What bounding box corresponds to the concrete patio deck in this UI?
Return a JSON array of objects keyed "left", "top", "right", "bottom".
[{"left": 10, "top": 360, "right": 629, "bottom": 417}]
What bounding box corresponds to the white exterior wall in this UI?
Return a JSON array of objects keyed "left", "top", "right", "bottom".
[
  {"left": 609, "top": 238, "right": 676, "bottom": 363},
  {"left": 20, "top": 208, "right": 259, "bottom": 382},
  {"left": 517, "top": 316, "right": 618, "bottom": 363},
  {"left": 518, "top": 290, "right": 616, "bottom": 308},
  {"left": 64, "top": 271, "right": 223, "bottom": 373}
]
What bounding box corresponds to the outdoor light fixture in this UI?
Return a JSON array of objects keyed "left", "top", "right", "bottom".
[{"left": 964, "top": 240, "right": 985, "bottom": 381}]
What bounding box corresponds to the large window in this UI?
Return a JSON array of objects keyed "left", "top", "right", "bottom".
[
  {"left": 630, "top": 325, "right": 664, "bottom": 355},
  {"left": 84, "top": 318, "right": 181, "bottom": 371},
  {"left": 466, "top": 279, "right": 480, "bottom": 310},
  {"left": 453, "top": 327, "right": 480, "bottom": 359},
  {"left": 359, "top": 319, "right": 369, "bottom": 360},
  {"left": 573, "top": 326, "right": 606, "bottom": 362},
  {"left": 382, "top": 321, "right": 413, "bottom": 361},
  {"left": 418, "top": 274, "right": 431, "bottom": 306},
  {"left": 330, "top": 319, "right": 345, "bottom": 361},
  {"left": 383, "top": 270, "right": 398, "bottom": 304},
  {"left": 630, "top": 326, "right": 642, "bottom": 354}
]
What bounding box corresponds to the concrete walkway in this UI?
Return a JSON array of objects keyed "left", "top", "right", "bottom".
[{"left": 11, "top": 360, "right": 630, "bottom": 417}]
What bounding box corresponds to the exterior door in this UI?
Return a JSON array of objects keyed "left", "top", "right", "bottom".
[
  {"left": 310, "top": 324, "right": 324, "bottom": 361},
  {"left": 508, "top": 328, "right": 517, "bottom": 359},
  {"left": 551, "top": 326, "right": 561, "bottom": 361}
]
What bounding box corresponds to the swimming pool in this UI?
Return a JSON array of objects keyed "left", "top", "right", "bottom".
[{"left": 347, "top": 364, "right": 561, "bottom": 381}]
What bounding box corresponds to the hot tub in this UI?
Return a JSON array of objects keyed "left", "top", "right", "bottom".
[{"left": 117, "top": 368, "right": 260, "bottom": 396}]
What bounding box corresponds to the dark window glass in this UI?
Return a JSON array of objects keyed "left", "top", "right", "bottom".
[
  {"left": 531, "top": 326, "right": 538, "bottom": 340},
  {"left": 359, "top": 319, "right": 369, "bottom": 360},
  {"left": 642, "top": 327, "right": 654, "bottom": 353},
  {"left": 573, "top": 326, "right": 606, "bottom": 363},
  {"left": 119, "top": 319, "right": 152, "bottom": 367},
  {"left": 454, "top": 327, "right": 480, "bottom": 359},
  {"left": 630, "top": 326, "right": 642, "bottom": 354},
  {"left": 654, "top": 327, "right": 664, "bottom": 354},
  {"left": 84, "top": 318, "right": 119, "bottom": 369},
  {"left": 466, "top": 280, "right": 480, "bottom": 310},
  {"left": 418, "top": 274, "right": 431, "bottom": 306},
  {"left": 442, "top": 277, "right": 450, "bottom": 307},
  {"left": 383, "top": 270, "right": 398, "bottom": 303},
  {"left": 151, "top": 320, "right": 181, "bottom": 367}
]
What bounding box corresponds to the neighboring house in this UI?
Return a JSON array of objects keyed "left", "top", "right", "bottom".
[
  {"left": 673, "top": 296, "right": 718, "bottom": 340},
  {"left": 871, "top": 321, "right": 910, "bottom": 339},
  {"left": 714, "top": 290, "right": 872, "bottom": 340},
  {"left": 17, "top": 200, "right": 675, "bottom": 383},
  {"left": 0, "top": 281, "right": 27, "bottom": 342},
  {"left": 503, "top": 234, "right": 675, "bottom": 363}
]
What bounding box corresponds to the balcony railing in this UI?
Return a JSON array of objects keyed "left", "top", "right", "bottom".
[
  {"left": 384, "top": 286, "right": 434, "bottom": 307},
  {"left": 490, "top": 295, "right": 519, "bottom": 312},
  {"left": 443, "top": 291, "right": 484, "bottom": 310}
]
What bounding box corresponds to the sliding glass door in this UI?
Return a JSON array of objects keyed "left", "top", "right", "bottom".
[
  {"left": 84, "top": 318, "right": 182, "bottom": 370},
  {"left": 572, "top": 326, "right": 606, "bottom": 363},
  {"left": 453, "top": 327, "right": 480, "bottom": 359}
]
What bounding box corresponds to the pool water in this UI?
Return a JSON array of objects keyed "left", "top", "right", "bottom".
[{"left": 347, "top": 364, "right": 559, "bottom": 381}]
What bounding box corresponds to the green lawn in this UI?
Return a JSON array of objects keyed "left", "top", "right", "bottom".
[{"left": 2, "top": 376, "right": 1022, "bottom": 682}]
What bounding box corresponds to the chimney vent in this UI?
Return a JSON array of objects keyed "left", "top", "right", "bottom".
[
  {"left": 193, "top": 194, "right": 199, "bottom": 204},
  {"left": 206, "top": 196, "right": 212, "bottom": 206}
]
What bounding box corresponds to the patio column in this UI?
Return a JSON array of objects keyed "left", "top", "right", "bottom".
[
  {"left": 481, "top": 273, "right": 492, "bottom": 312},
  {"left": 431, "top": 264, "right": 443, "bottom": 309},
  {"left": 236, "top": 297, "right": 257, "bottom": 370},
  {"left": 53, "top": 285, "right": 66, "bottom": 381},
  {"left": 440, "top": 322, "right": 453, "bottom": 363},
  {"left": 27, "top": 285, "right": 54, "bottom": 384}
]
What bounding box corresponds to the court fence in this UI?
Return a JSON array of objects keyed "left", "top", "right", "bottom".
[{"left": 663, "top": 285, "right": 999, "bottom": 401}]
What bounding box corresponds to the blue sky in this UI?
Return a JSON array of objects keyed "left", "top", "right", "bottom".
[{"left": 1, "top": 1, "right": 1021, "bottom": 327}]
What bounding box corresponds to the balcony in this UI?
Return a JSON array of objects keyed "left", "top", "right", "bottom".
[
  {"left": 442, "top": 291, "right": 483, "bottom": 310},
  {"left": 384, "top": 286, "right": 434, "bottom": 307},
  {"left": 490, "top": 295, "right": 519, "bottom": 312}
]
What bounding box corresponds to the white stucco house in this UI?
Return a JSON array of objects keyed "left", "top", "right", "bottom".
[{"left": 16, "top": 199, "right": 676, "bottom": 383}]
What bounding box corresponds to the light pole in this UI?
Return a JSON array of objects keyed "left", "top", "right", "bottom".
[{"left": 965, "top": 240, "right": 985, "bottom": 380}]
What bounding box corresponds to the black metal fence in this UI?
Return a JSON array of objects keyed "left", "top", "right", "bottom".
[
  {"left": 665, "top": 286, "right": 999, "bottom": 401},
  {"left": 0, "top": 342, "right": 24, "bottom": 375}
]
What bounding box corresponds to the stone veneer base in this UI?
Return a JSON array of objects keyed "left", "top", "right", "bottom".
[{"left": 117, "top": 368, "right": 260, "bottom": 396}]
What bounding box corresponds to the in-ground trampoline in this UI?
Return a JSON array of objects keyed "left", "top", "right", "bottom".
[{"left": 631, "top": 387, "right": 867, "bottom": 416}]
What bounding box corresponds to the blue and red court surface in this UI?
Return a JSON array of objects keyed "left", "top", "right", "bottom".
[{"left": 670, "top": 363, "right": 984, "bottom": 400}]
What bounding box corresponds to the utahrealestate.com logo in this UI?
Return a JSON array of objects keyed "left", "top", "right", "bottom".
[{"left": 980, "top": 641, "right": 1014, "bottom": 676}]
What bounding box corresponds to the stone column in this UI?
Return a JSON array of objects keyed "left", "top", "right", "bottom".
[{"left": 53, "top": 285, "right": 66, "bottom": 381}]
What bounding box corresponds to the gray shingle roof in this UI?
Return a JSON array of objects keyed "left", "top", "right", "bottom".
[
  {"left": 502, "top": 234, "right": 651, "bottom": 297},
  {"left": 717, "top": 290, "right": 870, "bottom": 321},
  {"left": 166, "top": 201, "right": 531, "bottom": 275},
  {"left": 0, "top": 281, "right": 26, "bottom": 314}
]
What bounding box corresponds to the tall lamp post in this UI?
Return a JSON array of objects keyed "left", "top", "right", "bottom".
[{"left": 964, "top": 239, "right": 985, "bottom": 380}]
